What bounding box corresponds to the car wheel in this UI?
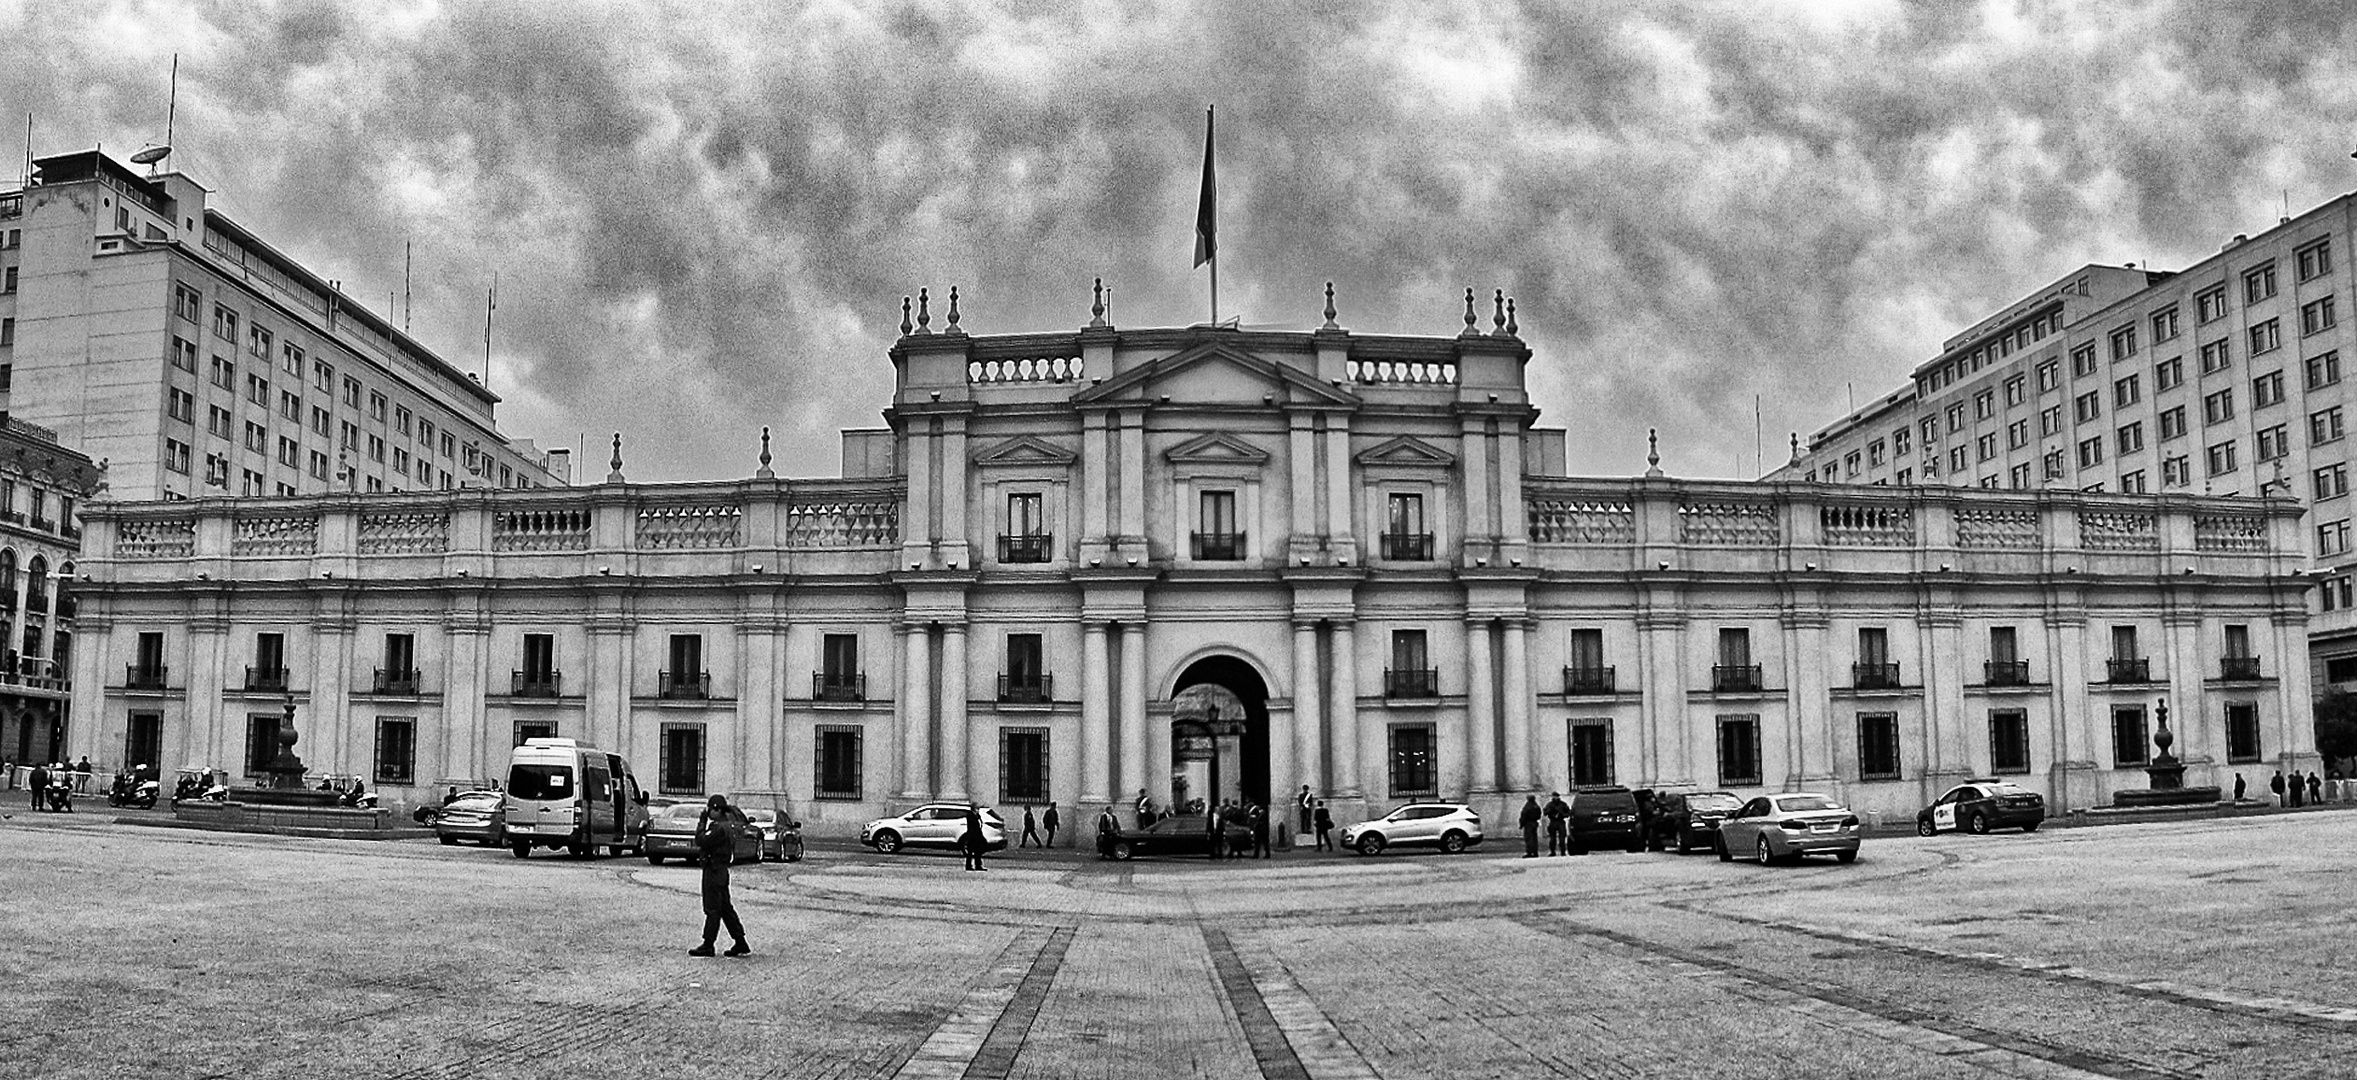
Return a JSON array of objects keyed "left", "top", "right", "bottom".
[
  {"left": 1357, "top": 833, "right": 1386, "bottom": 856},
  {"left": 646, "top": 854, "right": 664, "bottom": 865},
  {"left": 1966, "top": 811, "right": 1990, "bottom": 835},
  {"left": 785, "top": 851, "right": 803, "bottom": 863},
  {"left": 1111, "top": 841, "right": 1134, "bottom": 861},
  {"left": 1674, "top": 834, "right": 1691, "bottom": 855},
  {"left": 1756, "top": 837, "right": 1775, "bottom": 866},
  {"left": 1835, "top": 850, "right": 1858, "bottom": 864},
  {"left": 2020, "top": 821, "right": 2039, "bottom": 833},
  {"left": 872, "top": 830, "right": 903, "bottom": 855},
  {"left": 1916, "top": 818, "right": 1937, "bottom": 837},
  {"left": 1439, "top": 830, "right": 1468, "bottom": 854},
  {"left": 438, "top": 835, "right": 459, "bottom": 846},
  {"left": 510, "top": 841, "right": 531, "bottom": 859},
  {"left": 1715, "top": 836, "right": 1733, "bottom": 862}
]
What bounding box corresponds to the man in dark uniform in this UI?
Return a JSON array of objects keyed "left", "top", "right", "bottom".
[
  {"left": 29, "top": 762, "right": 49, "bottom": 810},
  {"left": 688, "top": 793, "right": 750, "bottom": 958},
  {"left": 1096, "top": 805, "right": 1119, "bottom": 859},
  {"left": 1296, "top": 785, "right": 1314, "bottom": 838},
  {"left": 1250, "top": 802, "right": 1271, "bottom": 858},
  {"left": 1043, "top": 801, "right": 1061, "bottom": 847},
  {"left": 1019, "top": 805, "right": 1041, "bottom": 848},
  {"left": 1206, "top": 803, "right": 1224, "bottom": 861},
  {"left": 1519, "top": 794, "right": 1542, "bottom": 858},
  {"left": 1543, "top": 792, "right": 1571, "bottom": 856},
  {"left": 1312, "top": 800, "right": 1333, "bottom": 851}
]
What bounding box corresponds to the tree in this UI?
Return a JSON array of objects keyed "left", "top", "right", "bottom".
[{"left": 2315, "top": 690, "right": 2357, "bottom": 763}]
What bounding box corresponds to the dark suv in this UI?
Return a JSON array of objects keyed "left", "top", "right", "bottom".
[
  {"left": 1565, "top": 786, "right": 1645, "bottom": 854},
  {"left": 1652, "top": 790, "right": 1744, "bottom": 853}
]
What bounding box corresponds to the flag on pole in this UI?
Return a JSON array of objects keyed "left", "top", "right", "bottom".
[{"left": 1193, "top": 106, "right": 1216, "bottom": 268}]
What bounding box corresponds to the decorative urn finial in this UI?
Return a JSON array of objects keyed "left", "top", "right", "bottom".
[
  {"left": 1493, "top": 289, "right": 1507, "bottom": 334},
  {"left": 606, "top": 432, "right": 625, "bottom": 483},
  {"left": 945, "top": 285, "right": 963, "bottom": 335},
  {"left": 1645, "top": 428, "right": 1664, "bottom": 478},
  {"left": 1321, "top": 281, "right": 1339, "bottom": 331},
  {"left": 756, "top": 426, "right": 775, "bottom": 479},
  {"left": 1460, "top": 288, "right": 1479, "bottom": 337},
  {"left": 915, "top": 288, "right": 932, "bottom": 334},
  {"left": 1089, "top": 277, "right": 1107, "bottom": 328},
  {"left": 900, "top": 296, "right": 913, "bottom": 336},
  {"left": 1504, "top": 297, "right": 1518, "bottom": 337}
]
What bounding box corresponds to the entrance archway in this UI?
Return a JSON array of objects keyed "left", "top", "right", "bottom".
[{"left": 1170, "top": 655, "right": 1270, "bottom": 813}]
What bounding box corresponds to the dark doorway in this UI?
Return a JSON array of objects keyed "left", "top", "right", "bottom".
[{"left": 1171, "top": 655, "right": 1271, "bottom": 811}]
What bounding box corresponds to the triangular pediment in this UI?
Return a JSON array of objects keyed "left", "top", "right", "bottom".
[
  {"left": 1163, "top": 431, "right": 1272, "bottom": 465},
  {"left": 1355, "top": 435, "right": 1457, "bottom": 468},
  {"left": 1072, "top": 340, "right": 1360, "bottom": 408},
  {"left": 972, "top": 434, "right": 1079, "bottom": 468}
]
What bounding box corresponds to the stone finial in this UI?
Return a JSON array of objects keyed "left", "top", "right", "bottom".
[
  {"left": 900, "top": 296, "right": 913, "bottom": 336},
  {"left": 756, "top": 426, "right": 775, "bottom": 479},
  {"left": 945, "top": 285, "right": 964, "bottom": 335},
  {"left": 606, "top": 432, "right": 625, "bottom": 483},
  {"left": 1322, "top": 281, "right": 1339, "bottom": 331},
  {"left": 1460, "top": 288, "right": 1479, "bottom": 337},
  {"left": 1504, "top": 297, "right": 1518, "bottom": 337},
  {"left": 1789, "top": 432, "right": 1803, "bottom": 465},
  {"left": 1493, "top": 289, "right": 1507, "bottom": 335},
  {"left": 915, "top": 288, "right": 933, "bottom": 334},
  {"left": 1089, "top": 277, "right": 1108, "bottom": 329},
  {"left": 1644, "top": 428, "right": 1664, "bottom": 478}
]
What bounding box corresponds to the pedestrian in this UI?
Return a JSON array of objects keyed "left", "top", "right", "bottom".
[
  {"left": 443, "top": 785, "right": 462, "bottom": 806},
  {"left": 1206, "top": 803, "right": 1224, "bottom": 861},
  {"left": 1136, "top": 788, "right": 1155, "bottom": 827},
  {"left": 1019, "top": 805, "right": 1041, "bottom": 848},
  {"left": 2332, "top": 771, "right": 2347, "bottom": 804},
  {"left": 1044, "top": 801, "right": 1062, "bottom": 847},
  {"left": 1312, "top": 800, "right": 1333, "bottom": 851},
  {"left": 1250, "top": 802, "right": 1271, "bottom": 858},
  {"left": 73, "top": 756, "right": 92, "bottom": 776},
  {"left": 29, "top": 761, "right": 48, "bottom": 810},
  {"left": 687, "top": 793, "right": 750, "bottom": 958},
  {"left": 2233, "top": 773, "right": 2247, "bottom": 803},
  {"left": 1519, "top": 794, "right": 1542, "bottom": 858},
  {"left": 2308, "top": 771, "right": 2323, "bottom": 806},
  {"left": 1544, "top": 791, "right": 1570, "bottom": 856},
  {"left": 961, "top": 803, "right": 988, "bottom": 871},
  {"left": 2290, "top": 771, "right": 2305, "bottom": 808},
  {"left": 1095, "top": 805, "right": 1119, "bottom": 859},
  {"left": 1296, "top": 784, "right": 1314, "bottom": 837},
  {"left": 2271, "top": 770, "right": 2287, "bottom": 807}
]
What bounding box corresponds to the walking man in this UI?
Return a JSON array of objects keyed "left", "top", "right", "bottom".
[
  {"left": 2290, "top": 771, "right": 2305, "bottom": 808},
  {"left": 1544, "top": 791, "right": 1571, "bottom": 856},
  {"left": 1519, "top": 794, "right": 1542, "bottom": 858},
  {"left": 1019, "top": 805, "right": 1042, "bottom": 848},
  {"left": 688, "top": 794, "right": 750, "bottom": 958},
  {"left": 28, "top": 761, "right": 48, "bottom": 810},
  {"left": 961, "top": 804, "right": 988, "bottom": 871},
  {"left": 1095, "top": 805, "right": 1119, "bottom": 859},
  {"left": 1206, "top": 803, "right": 1224, "bottom": 861},
  {"left": 1312, "top": 799, "right": 1333, "bottom": 851},
  {"left": 2233, "top": 773, "right": 2247, "bottom": 803},
  {"left": 1250, "top": 802, "right": 1271, "bottom": 859},
  {"left": 1043, "top": 801, "right": 1062, "bottom": 847}
]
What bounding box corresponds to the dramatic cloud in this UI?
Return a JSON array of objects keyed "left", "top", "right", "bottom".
[{"left": 7, "top": 0, "right": 2357, "bottom": 481}]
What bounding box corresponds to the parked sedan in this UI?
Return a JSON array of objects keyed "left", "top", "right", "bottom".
[
  {"left": 1715, "top": 792, "right": 1861, "bottom": 865},
  {"left": 1101, "top": 814, "right": 1253, "bottom": 860},
  {"left": 1339, "top": 802, "right": 1484, "bottom": 856},
  {"left": 742, "top": 808, "right": 805, "bottom": 862},
  {"left": 1917, "top": 781, "right": 2046, "bottom": 835},
  {"left": 642, "top": 803, "right": 761, "bottom": 865},
  {"left": 862, "top": 803, "right": 1008, "bottom": 855},
  {"left": 432, "top": 790, "right": 506, "bottom": 847},
  {"left": 1653, "top": 790, "right": 1744, "bottom": 854}
]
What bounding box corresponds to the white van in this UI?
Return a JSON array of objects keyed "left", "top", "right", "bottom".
[{"left": 501, "top": 738, "right": 650, "bottom": 858}]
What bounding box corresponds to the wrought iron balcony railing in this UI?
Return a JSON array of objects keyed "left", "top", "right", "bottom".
[
  {"left": 1984, "top": 660, "right": 2030, "bottom": 686},
  {"left": 1712, "top": 664, "right": 1763, "bottom": 693},
  {"left": 1191, "top": 530, "right": 1246, "bottom": 561},
  {"left": 658, "top": 670, "right": 711, "bottom": 700},
  {"left": 998, "top": 673, "right": 1053, "bottom": 704},
  {"left": 245, "top": 666, "right": 287, "bottom": 692},
  {"left": 126, "top": 664, "right": 169, "bottom": 691},
  {"left": 997, "top": 533, "right": 1053, "bottom": 564},
  {"left": 1562, "top": 665, "right": 1616, "bottom": 695},
  {"left": 511, "top": 670, "right": 561, "bottom": 698},
  {"left": 373, "top": 668, "right": 420, "bottom": 695},
  {"left": 1384, "top": 667, "right": 1440, "bottom": 698},
  {"left": 2106, "top": 658, "right": 2152, "bottom": 683},
  {"left": 2220, "top": 656, "right": 2263, "bottom": 681},
  {"left": 1379, "top": 532, "right": 1434, "bottom": 560},
  {"left": 815, "top": 671, "right": 866, "bottom": 702},
  {"left": 1852, "top": 662, "right": 1902, "bottom": 690}
]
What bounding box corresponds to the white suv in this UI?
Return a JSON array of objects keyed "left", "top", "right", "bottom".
[
  {"left": 861, "top": 803, "right": 1007, "bottom": 854},
  {"left": 1339, "top": 802, "right": 1484, "bottom": 856}
]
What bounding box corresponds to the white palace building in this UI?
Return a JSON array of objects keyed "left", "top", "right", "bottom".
[{"left": 64, "top": 289, "right": 2321, "bottom": 828}]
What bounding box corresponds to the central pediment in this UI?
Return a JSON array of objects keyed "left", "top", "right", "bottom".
[
  {"left": 1163, "top": 432, "right": 1272, "bottom": 465},
  {"left": 972, "top": 434, "right": 1079, "bottom": 469},
  {"left": 1072, "top": 341, "right": 1359, "bottom": 408}
]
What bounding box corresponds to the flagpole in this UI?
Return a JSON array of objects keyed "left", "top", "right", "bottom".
[{"left": 1194, "top": 105, "right": 1219, "bottom": 325}]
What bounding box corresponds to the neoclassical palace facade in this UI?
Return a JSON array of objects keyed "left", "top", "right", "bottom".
[{"left": 66, "top": 303, "right": 2320, "bottom": 828}]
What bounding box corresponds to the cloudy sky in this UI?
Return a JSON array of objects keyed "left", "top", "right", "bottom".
[{"left": 8, "top": 0, "right": 2357, "bottom": 482}]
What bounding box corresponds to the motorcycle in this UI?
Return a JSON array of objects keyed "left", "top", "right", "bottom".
[
  {"left": 107, "top": 771, "right": 161, "bottom": 810},
  {"left": 44, "top": 777, "right": 73, "bottom": 813}
]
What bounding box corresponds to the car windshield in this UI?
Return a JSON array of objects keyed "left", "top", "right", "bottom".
[
  {"left": 742, "top": 809, "right": 775, "bottom": 824},
  {"left": 657, "top": 804, "right": 705, "bottom": 821},
  {"left": 506, "top": 764, "right": 573, "bottom": 800},
  {"left": 1689, "top": 794, "right": 1742, "bottom": 810},
  {"left": 1986, "top": 783, "right": 2035, "bottom": 797},
  {"left": 450, "top": 793, "right": 501, "bottom": 810},
  {"left": 1775, "top": 795, "right": 1840, "bottom": 812}
]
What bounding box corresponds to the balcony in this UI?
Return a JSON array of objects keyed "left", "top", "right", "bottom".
[
  {"left": 372, "top": 668, "right": 420, "bottom": 695},
  {"left": 997, "top": 533, "right": 1053, "bottom": 564},
  {"left": 244, "top": 666, "right": 288, "bottom": 692},
  {"left": 1562, "top": 665, "right": 1616, "bottom": 695},
  {"left": 2220, "top": 656, "right": 2263, "bottom": 681},
  {"left": 814, "top": 671, "right": 866, "bottom": 702},
  {"left": 998, "top": 673, "right": 1053, "bottom": 705},
  {"left": 2106, "top": 658, "right": 2152, "bottom": 683},
  {"left": 61, "top": 522, "right": 80, "bottom": 542},
  {"left": 1379, "top": 532, "right": 1434, "bottom": 560},
  {"left": 30, "top": 517, "right": 50, "bottom": 532},
  {"left": 1, "top": 510, "right": 24, "bottom": 525},
  {"left": 510, "top": 670, "right": 561, "bottom": 698},
  {"left": 1851, "top": 662, "right": 1902, "bottom": 690},
  {"left": 1711, "top": 664, "right": 1763, "bottom": 693},
  {"left": 1983, "top": 660, "right": 2031, "bottom": 686},
  {"left": 658, "top": 670, "right": 711, "bottom": 700},
  {"left": 126, "top": 664, "right": 169, "bottom": 691},
  {"left": 1384, "top": 667, "right": 1439, "bottom": 699},
  {"left": 1191, "top": 530, "right": 1246, "bottom": 561}
]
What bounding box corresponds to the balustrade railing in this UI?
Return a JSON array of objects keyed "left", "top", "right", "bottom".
[
  {"left": 998, "top": 534, "right": 1052, "bottom": 564},
  {"left": 1562, "top": 665, "right": 1616, "bottom": 695},
  {"left": 814, "top": 672, "right": 867, "bottom": 702},
  {"left": 2106, "top": 658, "right": 2152, "bottom": 683},
  {"left": 1379, "top": 532, "right": 1434, "bottom": 560},
  {"left": 1984, "top": 660, "right": 2030, "bottom": 686},
  {"left": 125, "top": 664, "right": 169, "bottom": 690},
  {"left": 1851, "top": 662, "right": 1902, "bottom": 690},
  {"left": 1712, "top": 665, "right": 1763, "bottom": 693},
  {"left": 1384, "top": 668, "right": 1439, "bottom": 698},
  {"left": 2220, "top": 656, "right": 2262, "bottom": 681},
  {"left": 998, "top": 673, "right": 1053, "bottom": 704},
  {"left": 510, "top": 671, "right": 561, "bottom": 698},
  {"left": 658, "top": 670, "right": 711, "bottom": 700}
]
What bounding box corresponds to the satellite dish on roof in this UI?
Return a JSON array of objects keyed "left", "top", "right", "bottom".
[{"left": 130, "top": 144, "right": 172, "bottom": 166}]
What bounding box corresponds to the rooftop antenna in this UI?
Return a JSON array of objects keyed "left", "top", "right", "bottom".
[
  {"left": 403, "top": 240, "right": 412, "bottom": 333},
  {"left": 482, "top": 271, "right": 498, "bottom": 392},
  {"left": 21, "top": 113, "right": 30, "bottom": 191},
  {"left": 131, "top": 54, "right": 178, "bottom": 174}
]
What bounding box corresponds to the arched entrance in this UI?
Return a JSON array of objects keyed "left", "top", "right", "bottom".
[{"left": 1170, "top": 655, "right": 1270, "bottom": 813}]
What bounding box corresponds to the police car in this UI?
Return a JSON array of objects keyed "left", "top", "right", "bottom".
[{"left": 1915, "top": 781, "right": 2046, "bottom": 836}]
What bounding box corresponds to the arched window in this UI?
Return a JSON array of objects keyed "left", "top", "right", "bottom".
[
  {"left": 23, "top": 554, "right": 46, "bottom": 613},
  {"left": 0, "top": 549, "right": 16, "bottom": 613}
]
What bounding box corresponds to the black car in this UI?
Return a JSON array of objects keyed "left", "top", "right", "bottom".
[
  {"left": 1653, "top": 790, "right": 1744, "bottom": 853},
  {"left": 1565, "top": 786, "right": 1644, "bottom": 854},
  {"left": 1916, "top": 781, "right": 2046, "bottom": 835},
  {"left": 1102, "top": 814, "right": 1253, "bottom": 860}
]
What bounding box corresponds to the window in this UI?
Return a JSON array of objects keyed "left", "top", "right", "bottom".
[
  {"left": 2317, "top": 464, "right": 2349, "bottom": 501},
  {"left": 243, "top": 421, "right": 266, "bottom": 453},
  {"left": 2074, "top": 391, "right": 2101, "bottom": 423},
  {"left": 167, "top": 389, "right": 195, "bottom": 423},
  {"left": 2116, "top": 422, "right": 2144, "bottom": 454},
  {"left": 2108, "top": 324, "right": 2138, "bottom": 361},
  {"left": 2158, "top": 406, "right": 2187, "bottom": 441},
  {"left": 2154, "top": 357, "right": 2183, "bottom": 390},
  {"left": 2071, "top": 344, "right": 2098, "bottom": 377},
  {"left": 2308, "top": 351, "right": 2342, "bottom": 390},
  {"left": 2249, "top": 319, "right": 2281, "bottom": 356},
  {"left": 815, "top": 725, "right": 863, "bottom": 800},
  {"left": 1946, "top": 403, "right": 1966, "bottom": 434},
  {"left": 311, "top": 406, "right": 330, "bottom": 437},
  {"left": 2199, "top": 339, "right": 2232, "bottom": 373},
  {"left": 2197, "top": 284, "right": 2229, "bottom": 323},
  {"left": 395, "top": 406, "right": 412, "bottom": 436},
  {"left": 1844, "top": 451, "right": 1862, "bottom": 478},
  {"left": 213, "top": 305, "right": 238, "bottom": 342},
  {"left": 165, "top": 336, "right": 200, "bottom": 373},
  {"left": 1897, "top": 469, "right": 1913, "bottom": 485},
  {"left": 1866, "top": 440, "right": 1886, "bottom": 467},
  {"left": 658, "top": 722, "right": 706, "bottom": 794},
  {"left": 339, "top": 420, "right": 359, "bottom": 451},
  {"left": 2111, "top": 706, "right": 2149, "bottom": 767},
  {"left": 1195, "top": 490, "right": 1241, "bottom": 560},
  {"left": 440, "top": 433, "right": 454, "bottom": 458},
  {"left": 2039, "top": 405, "right": 2063, "bottom": 436},
  {"left": 2003, "top": 376, "right": 2025, "bottom": 406},
  {"left": 1569, "top": 720, "right": 1613, "bottom": 787},
  {"left": 368, "top": 391, "right": 388, "bottom": 421},
  {"left": 241, "top": 469, "right": 264, "bottom": 496},
  {"left": 282, "top": 342, "right": 304, "bottom": 376},
  {"left": 664, "top": 634, "right": 706, "bottom": 699},
  {"left": 1716, "top": 715, "right": 1763, "bottom": 786},
  {"left": 2302, "top": 296, "right": 2337, "bottom": 337},
  {"left": 374, "top": 717, "right": 416, "bottom": 785},
  {"left": 2224, "top": 702, "right": 2261, "bottom": 764},
  {"left": 277, "top": 436, "right": 299, "bottom": 467},
  {"left": 308, "top": 450, "right": 329, "bottom": 480},
  {"left": 1389, "top": 630, "right": 1434, "bottom": 696},
  {"left": 341, "top": 375, "right": 362, "bottom": 408},
  {"left": 2042, "top": 448, "right": 2066, "bottom": 479},
  {"left": 1384, "top": 491, "right": 1428, "bottom": 559},
  {"left": 245, "top": 373, "right": 268, "bottom": 407},
  {"left": 2037, "top": 360, "right": 2060, "bottom": 391},
  {"left": 164, "top": 439, "right": 191, "bottom": 474},
  {"left": 2205, "top": 440, "right": 2238, "bottom": 476},
  {"left": 2326, "top": 579, "right": 2357, "bottom": 615},
  {"left": 175, "top": 284, "right": 202, "bottom": 322},
  {"left": 1974, "top": 390, "right": 1995, "bottom": 420},
  {"left": 419, "top": 419, "right": 436, "bottom": 446},
  {"left": 208, "top": 356, "right": 234, "bottom": 389},
  {"left": 1004, "top": 633, "right": 1045, "bottom": 700},
  {"left": 2253, "top": 371, "right": 2286, "bottom": 409},
  {"left": 368, "top": 434, "right": 385, "bottom": 463},
  {"left": 2295, "top": 237, "right": 2334, "bottom": 282},
  {"left": 2245, "top": 262, "right": 2278, "bottom": 304},
  {"left": 248, "top": 325, "right": 272, "bottom": 361},
  {"left": 2203, "top": 388, "right": 2235, "bottom": 425},
  {"left": 1001, "top": 728, "right": 1049, "bottom": 802},
  {"left": 2150, "top": 306, "right": 2179, "bottom": 343},
  {"left": 2313, "top": 406, "right": 2345, "bottom": 445},
  {"left": 1920, "top": 416, "right": 1939, "bottom": 447},
  {"left": 2007, "top": 419, "right": 2029, "bottom": 449},
  {"left": 1892, "top": 426, "right": 1911, "bottom": 457},
  {"left": 1948, "top": 446, "right": 1967, "bottom": 474},
  {"left": 393, "top": 447, "right": 410, "bottom": 475},
  {"left": 2114, "top": 374, "right": 2141, "bottom": 408},
  {"left": 1989, "top": 710, "right": 2030, "bottom": 774},
  {"left": 1856, "top": 713, "right": 1900, "bottom": 780},
  {"left": 245, "top": 713, "right": 282, "bottom": 776},
  {"left": 1976, "top": 433, "right": 1996, "bottom": 462},
  {"left": 202, "top": 452, "right": 229, "bottom": 487},
  {"left": 279, "top": 391, "right": 300, "bottom": 421},
  {"left": 2318, "top": 519, "right": 2350, "bottom": 556},
  {"left": 2163, "top": 455, "right": 2192, "bottom": 487},
  {"left": 2258, "top": 425, "right": 2289, "bottom": 461},
  {"left": 2077, "top": 437, "right": 2104, "bottom": 469},
  {"left": 2118, "top": 469, "right": 2147, "bottom": 494},
  {"left": 1388, "top": 724, "right": 1437, "bottom": 797},
  {"left": 818, "top": 633, "right": 861, "bottom": 699},
  {"left": 313, "top": 359, "right": 333, "bottom": 392},
  {"left": 519, "top": 633, "right": 557, "bottom": 691},
  {"left": 2009, "top": 462, "right": 2031, "bottom": 488}
]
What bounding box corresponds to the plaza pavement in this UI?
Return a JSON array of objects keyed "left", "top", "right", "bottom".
[{"left": 3, "top": 806, "right": 2353, "bottom": 1079}]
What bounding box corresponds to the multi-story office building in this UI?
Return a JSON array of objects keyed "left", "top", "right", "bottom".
[
  {"left": 66, "top": 300, "right": 2316, "bottom": 827},
  {"left": 0, "top": 417, "right": 100, "bottom": 767},
  {"left": 0, "top": 151, "right": 567, "bottom": 504},
  {"left": 1785, "top": 196, "right": 2357, "bottom": 692}
]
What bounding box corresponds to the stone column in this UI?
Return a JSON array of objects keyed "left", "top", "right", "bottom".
[
  {"left": 897, "top": 623, "right": 932, "bottom": 800},
  {"left": 1462, "top": 618, "right": 1496, "bottom": 795},
  {"left": 442, "top": 624, "right": 489, "bottom": 787},
  {"left": 1332, "top": 620, "right": 1367, "bottom": 798},
  {"left": 938, "top": 623, "right": 969, "bottom": 800},
  {"left": 1145, "top": 669, "right": 1173, "bottom": 811},
  {"left": 587, "top": 620, "right": 634, "bottom": 758},
  {"left": 1500, "top": 618, "right": 1532, "bottom": 792},
  {"left": 1292, "top": 621, "right": 1323, "bottom": 794},
  {"left": 1324, "top": 421, "right": 1354, "bottom": 553},
  {"left": 1118, "top": 623, "right": 1148, "bottom": 810},
  {"left": 1461, "top": 417, "right": 1494, "bottom": 558},
  {"left": 1119, "top": 412, "right": 1146, "bottom": 545},
  {"left": 1080, "top": 622, "right": 1111, "bottom": 804},
  {"left": 2046, "top": 611, "right": 2093, "bottom": 810}
]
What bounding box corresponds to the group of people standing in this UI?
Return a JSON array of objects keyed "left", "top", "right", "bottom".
[
  {"left": 14, "top": 758, "right": 91, "bottom": 812},
  {"left": 2262, "top": 769, "right": 2340, "bottom": 807},
  {"left": 1517, "top": 792, "right": 1583, "bottom": 857}
]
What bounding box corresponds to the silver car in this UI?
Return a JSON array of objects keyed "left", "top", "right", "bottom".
[
  {"left": 1714, "top": 792, "right": 1861, "bottom": 865},
  {"left": 861, "top": 803, "right": 1007, "bottom": 854},
  {"left": 1338, "top": 802, "right": 1484, "bottom": 856}
]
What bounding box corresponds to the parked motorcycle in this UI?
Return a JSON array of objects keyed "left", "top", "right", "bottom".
[
  {"left": 44, "top": 777, "right": 73, "bottom": 813},
  {"left": 107, "top": 770, "right": 161, "bottom": 810}
]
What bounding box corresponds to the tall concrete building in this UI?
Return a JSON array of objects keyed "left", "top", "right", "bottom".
[
  {"left": 0, "top": 151, "right": 568, "bottom": 504},
  {"left": 64, "top": 294, "right": 2316, "bottom": 829},
  {"left": 1784, "top": 195, "right": 2357, "bottom": 693}
]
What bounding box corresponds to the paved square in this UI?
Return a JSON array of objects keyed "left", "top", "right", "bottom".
[{"left": 5, "top": 809, "right": 2353, "bottom": 1079}]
